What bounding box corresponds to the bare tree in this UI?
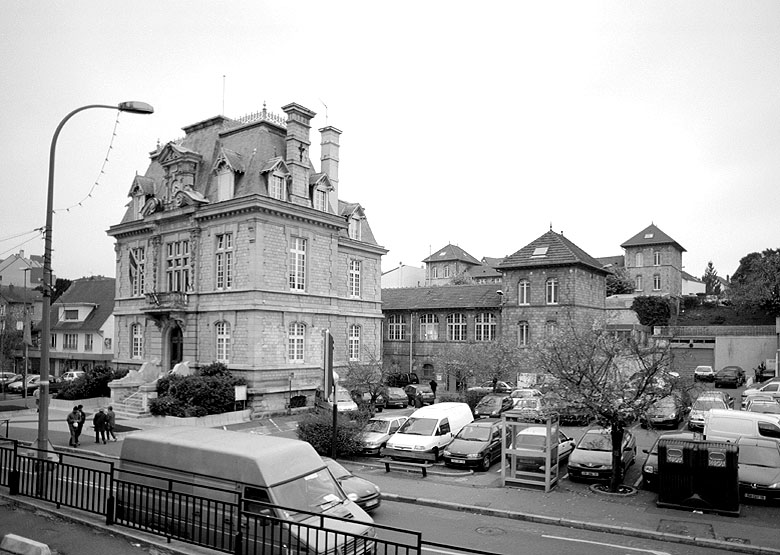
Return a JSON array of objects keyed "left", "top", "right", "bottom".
[
  {"left": 530, "top": 318, "right": 686, "bottom": 493},
  {"left": 341, "top": 347, "right": 392, "bottom": 411},
  {"left": 436, "top": 338, "right": 523, "bottom": 393}
]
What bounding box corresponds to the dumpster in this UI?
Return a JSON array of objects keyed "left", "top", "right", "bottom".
[{"left": 657, "top": 438, "right": 739, "bottom": 516}]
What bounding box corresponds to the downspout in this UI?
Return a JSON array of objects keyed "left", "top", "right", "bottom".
[{"left": 409, "top": 311, "right": 415, "bottom": 375}]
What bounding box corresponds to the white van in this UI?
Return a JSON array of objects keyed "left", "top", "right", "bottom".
[
  {"left": 315, "top": 385, "right": 359, "bottom": 413},
  {"left": 382, "top": 402, "right": 473, "bottom": 462},
  {"left": 117, "top": 427, "right": 374, "bottom": 553},
  {"left": 703, "top": 409, "right": 780, "bottom": 443}
]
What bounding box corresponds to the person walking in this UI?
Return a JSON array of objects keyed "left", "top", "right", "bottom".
[
  {"left": 106, "top": 406, "right": 118, "bottom": 441},
  {"left": 414, "top": 391, "right": 423, "bottom": 409},
  {"left": 74, "top": 404, "right": 86, "bottom": 445},
  {"left": 93, "top": 408, "right": 107, "bottom": 444},
  {"left": 66, "top": 406, "right": 80, "bottom": 447},
  {"left": 429, "top": 379, "right": 438, "bottom": 399}
]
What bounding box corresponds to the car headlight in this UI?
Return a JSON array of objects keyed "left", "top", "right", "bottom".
[
  {"left": 443, "top": 450, "right": 452, "bottom": 456},
  {"left": 385, "top": 442, "right": 395, "bottom": 449},
  {"left": 466, "top": 453, "right": 481, "bottom": 459},
  {"left": 347, "top": 493, "right": 359, "bottom": 502},
  {"left": 643, "top": 464, "right": 655, "bottom": 473},
  {"left": 413, "top": 445, "right": 426, "bottom": 451}
]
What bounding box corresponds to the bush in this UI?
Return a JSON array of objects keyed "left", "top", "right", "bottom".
[
  {"left": 436, "top": 391, "right": 463, "bottom": 404},
  {"left": 57, "top": 366, "right": 128, "bottom": 400},
  {"left": 151, "top": 363, "right": 247, "bottom": 416},
  {"left": 296, "top": 409, "right": 368, "bottom": 457}
]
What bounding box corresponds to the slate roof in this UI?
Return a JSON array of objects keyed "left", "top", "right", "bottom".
[
  {"left": 423, "top": 244, "right": 482, "bottom": 266},
  {"left": 681, "top": 271, "right": 703, "bottom": 283},
  {"left": 597, "top": 255, "right": 625, "bottom": 269},
  {"left": 470, "top": 265, "right": 502, "bottom": 280},
  {"left": 498, "top": 230, "right": 608, "bottom": 274},
  {"left": 382, "top": 284, "right": 503, "bottom": 310},
  {"left": 481, "top": 257, "right": 504, "bottom": 268},
  {"left": 51, "top": 277, "right": 115, "bottom": 332},
  {"left": 620, "top": 224, "right": 686, "bottom": 252},
  {"left": 0, "top": 285, "right": 42, "bottom": 304}
]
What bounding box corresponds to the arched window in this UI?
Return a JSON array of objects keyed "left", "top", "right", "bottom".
[
  {"left": 475, "top": 313, "right": 496, "bottom": 341},
  {"left": 518, "top": 279, "right": 530, "bottom": 305},
  {"left": 216, "top": 321, "right": 231, "bottom": 363},
  {"left": 348, "top": 325, "right": 361, "bottom": 361},
  {"left": 518, "top": 321, "right": 529, "bottom": 347},
  {"left": 446, "top": 313, "right": 467, "bottom": 341},
  {"left": 131, "top": 323, "right": 143, "bottom": 359},
  {"left": 288, "top": 322, "right": 305, "bottom": 362},
  {"left": 420, "top": 314, "right": 439, "bottom": 341}
]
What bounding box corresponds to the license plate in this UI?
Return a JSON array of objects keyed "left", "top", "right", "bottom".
[
  {"left": 365, "top": 499, "right": 379, "bottom": 507},
  {"left": 745, "top": 493, "right": 766, "bottom": 500},
  {"left": 582, "top": 471, "right": 599, "bottom": 477},
  {"left": 450, "top": 459, "right": 465, "bottom": 464}
]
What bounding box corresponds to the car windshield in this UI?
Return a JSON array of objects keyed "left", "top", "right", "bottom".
[
  {"left": 516, "top": 399, "right": 539, "bottom": 409},
  {"left": 270, "top": 469, "right": 347, "bottom": 522},
  {"left": 693, "top": 399, "right": 726, "bottom": 411},
  {"left": 398, "top": 417, "right": 437, "bottom": 436},
  {"left": 515, "top": 434, "right": 546, "bottom": 450},
  {"left": 458, "top": 426, "right": 491, "bottom": 441},
  {"left": 577, "top": 432, "right": 612, "bottom": 451},
  {"left": 652, "top": 398, "right": 677, "bottom": 410},
  {"left": 739, "top": 445, "right": 780, "bottom": 468},
  {"left": 476, "top": 397, "right": 500, "bottom": 409},
  {"left": 364, "top": 420, "right": 390, "bottom": 433},
  {"left": 750, "top": 404, "right": 780, "bottom": 414},
  {"left": 386, "top": 388, "right": 404, "bottom": 397},
  {"left": 718, "top": 370, "right": 736, "bottom": 377}
]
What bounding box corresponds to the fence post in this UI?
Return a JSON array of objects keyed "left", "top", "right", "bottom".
[
  {"left": 106, "top": 459, "right": 116, "bottom": 525},
  {"left": 234, "top": 491, "right": 243, "bottom": 555},
  {"left": 8, "top": 440, "right": 19, "bottom": 495}
]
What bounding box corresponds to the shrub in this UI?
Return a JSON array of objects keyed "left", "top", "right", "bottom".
[
  {"left": 436, "top": 391, "right": 463, "bottom": 404},
  {"left": 152, "top": 363, "right": 247, "bottom": 416},
  {"left": 631, "top": 296, "right": 672, "bottom": 327},
  {"left": 296, "top": 409, "right": 367, "bottom": 457},
  {"left": 57, "top": 366, "right": 128, "bottom": 400}
]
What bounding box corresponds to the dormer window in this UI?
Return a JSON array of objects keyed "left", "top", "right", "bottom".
[
  {"left": 314, "top": 188, "right": 328, "bottom": 212},
  {"left": 132, "top": 193, "right": 144, "bottom": 220},
  {"left": 216, "top": 165, "right": 234, "bottom": 202},
  {"left": 270, "top": 174, "right": 286, "bottom": 201},
  {"left": 348, "top": 217, "right": 361, "bottom": 240},
  {"left": 64, "top": 309, "right": 79, "bottom": 320}
]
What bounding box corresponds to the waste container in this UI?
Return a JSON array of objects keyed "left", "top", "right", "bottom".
[{"left": 657, "top": 438, "right": 739, "bottom": 516}]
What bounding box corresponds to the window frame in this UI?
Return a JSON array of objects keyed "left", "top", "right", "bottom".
[
  {"left": 215, "top": 233, "right": 234, "bottom": 290},
  {"left": 387, "top": 314, "right": 406, "bottom": 341},
  {"left": 269, "top": 173, "right": 286, "bottom": 201},
  {"left": 63, "top": 333, "right": 78, "bottom": 350},
  {"left": 166, "top": 240, "right": 191, "bottom": 292},
  {"left": 130, "top": 246, "right": 146, "bottom": 297},
  {"left": 348, "top": 259, "right": 361, "bottom": 298},
  {"left": 64, "top": 309, "right": 78, "bottom": 320},
  {"left": 475, "top": 313, "right": 496, "bottom": 342},
  {"left": 635, "top": 252, "right": 643, "bottom": 267},
  {"left": 314, "top": 188, "right": 328, "bottom": 212},
  {"left": 518, "top": 279, "right": 530, "bottom": 305},
  {"left": 216, "top": 321, "right": 231, "bottom": 364},
  {"left": 518, "top": 321, "right": 529, "bottom": 347},
  {"left": 635, "top": 275, "right": 643, "bottom": 292},
  {"left": 653, "top": 251, "right": 661, "bottom": 266},
  {"left": 348, "top": 324, "right": 361, "bottom": 361},
  {"left": 289, "top": 237, "right": 307, "bottom": 291},
  {"left": 131, "top": 323, "right": 143, "bottom": 359},
  {"left": 288, "top": 322, "right": 305, "bottom": 363},
  {"left": 446, "top": 313, "right": 467, "bottom": 342},
  {"left": 420, "top": 314, "right": 439, "bottom": 341},
  {"left": 84, "top": 333, "right": 93, "bottom": 352},
  {"left": 653, "top": 274, "right": 661, "bottom": 291},
  {"left": 216, "top": 166, "right": 234, "bottom": 202},
  {"left": 545, "top": 278, "right": 559, "bottom": 305}
]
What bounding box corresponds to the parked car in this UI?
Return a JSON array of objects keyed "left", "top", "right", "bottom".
[
  {"left": 359, "top": 414, "right": 407, "bottom": 456},
  {"left": 0, "top": 372, "right": 21, "bottom": 391},
  {"left": 385, "top": 372, "right": 419, "bottom": 388},
  {"left": 693, "top": 366, "right": 715, "bottom": 382},
  {"left": 322, "top": 457, "right": 382, "bottom": 512},
  {"left": 350, "top": 387, "right": 385, "bottom": 412},
  {"left": 509, "top": 388, "right": 543, "bottom": 399},
  {"left": 7, "top": 374, "right": 59, "bottom": 395},
  {"left": 640, "top": 395, "right": 688, "bottom": 429},
  {"left": 314, "top": 385, "right": 359, "bottom": 413},
  {"left": 746, "top": 399, "right": 780, "bottom": 415},
  {"left": 714, "top": 366, "right": 746, "bottom": 388},
  {"left": 511, "top": 397, "right": 543, "bottom": 421},
  {"left": 688, "top": 392, "right": 731, "bottom": 432},
  {"left": 736, "top": 437, "right": 780, "bottom": 503},
  {"left": 567, "top": 427, "right": 637, "bottom": 482},
  {"left": 468, "top": 380, "right": 513, "bottom": 394},
  {"left": 443, "top": 419, "right": 506, "bottom": 471},
  {"left": 403, "top": 384, "right": 435, "bottom": 406},
  {"left": 742, "top": 379, "right": 780, "bottom": 408},
  {"left": 381, "top": 387, "right": 409, "bottom": 408},
  {"left": 62, "top": 370, "right": 86, "bottom": 382},
  {"left": 473, "top": 394, "right": 514, "bottom": 419},
  {"left": 512, "top": 426, "right": 575, "bottom": 472},
  {"left": 641, "top": 431, "right": 696, "bottom": 490}
]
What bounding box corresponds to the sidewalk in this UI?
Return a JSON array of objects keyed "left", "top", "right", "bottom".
[{"left": 2, "top": 402, "right": 780, "bottom": 554}]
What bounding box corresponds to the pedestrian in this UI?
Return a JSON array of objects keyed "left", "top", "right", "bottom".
[
  {"left": 414, "top": 391, "right": 423, "bottom": 408},
  {"left": 429, "top": 379, "right": 438, "bottom": 399},
  {"left": 93, "top": 408, "right": 107, "bottom": 444},
  {"left": 106, "top": 406, "right": 118, "bottom": 441},
  {"left": 492, "top": 377, "right": 498, "bottom": 392},
  {"left": 75, "top": 404, "right": 86, "bottom": 445},
  {"left": 33, "top": 387, "right": 40, "bottom": 412},
  {"left": 66, "top": 406, "right": 80, "bottom": 447}
]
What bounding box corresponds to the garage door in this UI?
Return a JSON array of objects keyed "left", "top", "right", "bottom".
[{"left": 670, "top": 340, "right": 715, "bottom": 380}]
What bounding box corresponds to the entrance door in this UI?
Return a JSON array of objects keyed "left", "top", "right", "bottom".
[{"left": 170, "top": 325, "right": 183, "bottom": 368}]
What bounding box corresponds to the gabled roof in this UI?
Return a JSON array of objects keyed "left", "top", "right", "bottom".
[
  {"left": 423, "top": 244, "right": 481, "bottom": 266},
  {"left": 128, "top": 175, "right": 155, "bottom": 197},
  {"left": 51, "top": 277, "right": 115, "bottom": 332},
  {"left": 681, "top": 271, "right": 703, "bottom": 283},
  {"left": 0, "top": 285, "right": 42, "bottom": 304},
  {"left": 259, "top": 156, "right": 289, "bottom": 174},
  {"left": 212, "top": 147, "right": 245, "bottom": 173},
  {"left": 620, "top": 224, "right": 686, "bottom": 252},
  {"left": 309, "top": 172, "right": 333, "bottom": 190},
  {"left": 596, "top": 255, "right": 625, "bottom": 269},
  {"left": 382, "top": 284, "right": 503, "bottom": 311},
  {"left": 481, "top": 257, "right": 504, "bottom": 268},
  {"left": 470, "top": 265, "right": 502, "bottom": 279},
  {"left": 498, "top": 230, "right": 608, "bottom": 274}
]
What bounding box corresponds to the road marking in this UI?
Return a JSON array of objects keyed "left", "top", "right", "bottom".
[{"left": 541, "top": 534, "right": 671, "bottom": 555}]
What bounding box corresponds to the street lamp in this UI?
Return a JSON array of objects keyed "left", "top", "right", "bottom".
[{"left": 38, "top": 101, "right": 153, "bottom": 455}]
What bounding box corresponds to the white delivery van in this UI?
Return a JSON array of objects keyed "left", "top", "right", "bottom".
[
  {"left": 382, "top": 402, "right": 473, "bottom": 462},
  {"left": 117, "top": 426, "right": 374, "bottom": 554},
  {"left": 703, "top": 409, "right": 780, "bottom": 443}
]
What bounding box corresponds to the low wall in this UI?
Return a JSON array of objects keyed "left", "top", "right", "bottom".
[
  {"left": 147, "top": 409, "right": 252, "bottom": 428},
  {"left": 50, "top": 397, "right": 111, "bottom": 411}
]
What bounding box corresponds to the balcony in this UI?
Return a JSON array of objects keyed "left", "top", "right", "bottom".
[{"left": 144, "top": 292, "right": 188, "bottom": 314}]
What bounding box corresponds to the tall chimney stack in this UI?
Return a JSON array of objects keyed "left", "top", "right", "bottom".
[
  {"left": 319, "top": 126, "right": 342, "bottom": 212},
  {"left": 281, "top": 103, "right": 316, "bottom": 200}
]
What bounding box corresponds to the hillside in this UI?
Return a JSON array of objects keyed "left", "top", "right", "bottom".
[{"left": 677, "top": 305, "right": 775, "bottom": 326}]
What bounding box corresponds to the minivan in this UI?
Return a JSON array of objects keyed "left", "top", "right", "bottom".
[
  {"left": 117, "top": 427, "right": 375, "bottom": 553},
  {"left": 382, "top": 402, "right": 473, "bottom": 462},
  {"left": 704, "top": 409, "right": 780, "bottom": 443}
]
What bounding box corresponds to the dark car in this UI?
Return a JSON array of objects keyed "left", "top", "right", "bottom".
[
  {"left": 322, "top": 458, "right": 381, "bottom": 512},
  {"left": 386, "top": 372, "right": 419, "bottom": 388},
  {"left": 737, "top": 437, "right": 780, "bottom": 503},
  {"left": 350, "top": 387, "right": 385, "bottom": 412},
  {"left": 714, "top": 366, "right": 746, "bottom": 388},
  {"left": 404, "top": 384, "right": 434, "bottom": 405},
  {"left": 568, "top": 427, "right": 637, "bottom": 482},
  {"left": 473, "top": 394, "right": 514, "bottom": 419},
  {"left": 640, "top": 395, "right": 688, "bottom": 429},
  {"left": 382, "top": 387, "right": 409, "bottom": 408},
  {"left": 443, "top": 419, "right": 506, "bottom": 471},
  {"left": 641, "top": 431, "right": 695, "bottom": 490}
]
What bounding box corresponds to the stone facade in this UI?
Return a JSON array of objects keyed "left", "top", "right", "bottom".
[
  {"left": 621, "top": 224, "right": 685, "bottom": 298},
  {"left": 108, "top": 102, "right": 386, "bottom": 413}
]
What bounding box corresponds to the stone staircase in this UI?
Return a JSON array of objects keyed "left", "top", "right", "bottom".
[{"left": 111, "top": 391, "right": 149, "bottom": 419}]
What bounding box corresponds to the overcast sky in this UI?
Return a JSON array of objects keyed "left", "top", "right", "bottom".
[{"left": 1, "top": 2, "right": 778, "bottom": 283}]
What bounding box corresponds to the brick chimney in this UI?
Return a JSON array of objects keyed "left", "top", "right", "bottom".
[
  {"left": 319, "top": 126, "right": 342, "bottom": 212},
  {"left": 281, "top": 103, "right": 316, "bottom": 199}
]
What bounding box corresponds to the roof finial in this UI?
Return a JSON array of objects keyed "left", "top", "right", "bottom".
[{"left": 549, "top": 222, "right": 553, "bottom": 231}]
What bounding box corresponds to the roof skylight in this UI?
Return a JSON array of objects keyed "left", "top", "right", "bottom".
[
  {"left": 531, "top": 246, "right": 549, "bottom": 257},
  {"left": 644, "top": 233, "right": 654, "bottom": 239}
]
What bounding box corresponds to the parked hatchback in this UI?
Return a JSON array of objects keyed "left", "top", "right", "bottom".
[
  {"left": 736, "top": 437, "right": 780, "bottom": 503},
  {"left": 359, "top": 415, "right": 407, "bottom": 456},
  {"left": 688, "top": 393, "right": 730, "bottom": 432},
  {"left": 715, "top": 366, "right": 745, "bottom": 388},
  {"left": 443, "top": 419, "right": 506, "bottom": 471},
  {"left": 381, "top": 387, "right": 409, "bottom": 408},
  {"left": 512, "top": 426, "right": 575, "bottom": 472},
  {"left": 693, "top": 366, "right": 715, "bottom": 381},
  {"left": 568, "top": 427, "right": 637, "bottom": 482},
  {"left": 62, "top": 370, "right": 86, "bottom": 382},
  {"left": 473, "top": 394, "right": 514, "bottom": 419},
  {"left": 404, "top": 384, "right": 435, "bottom": 406},
  {"left": 640, "top": 395, "right": 688, "bottom": 429},
  {"left": 322, "top": 458, "right": 382, "bottom": 512},
  {"left": 641, "top": 431, "right": 696, "bottom": 490}
]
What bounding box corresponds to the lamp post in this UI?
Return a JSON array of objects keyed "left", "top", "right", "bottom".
[
  {"left": 21, "top": 267, "right": 30, "bottom": 399},
  {"left": 38, "top": 101, "right": 153, "bottom": 455}
]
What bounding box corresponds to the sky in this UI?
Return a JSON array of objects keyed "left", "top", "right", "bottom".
[{"left": 1, "top": 1, "right": 779, "bottom": 283}]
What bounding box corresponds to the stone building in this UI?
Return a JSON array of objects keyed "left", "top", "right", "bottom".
[
  {"left": 423, "top": 244, "right": 482, "bottom": 286},
  {"left": 620, "top": 223, "right": 684, "bottom": 298},
  {"left": 107, "top": 102, "right": 385, "bottom": 413}
]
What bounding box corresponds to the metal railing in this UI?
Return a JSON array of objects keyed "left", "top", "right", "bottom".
[{"left": 0, "top": 439, "right": 504, "bottom": 555}]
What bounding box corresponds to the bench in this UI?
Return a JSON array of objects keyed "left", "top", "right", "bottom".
[{"left": 380, "top": 457, "right": 433, "bottom": 477}]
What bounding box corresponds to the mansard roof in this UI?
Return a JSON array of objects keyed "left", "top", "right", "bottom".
[
  {"left": 212, "top": 147, "right": 245, "bottom": 173},
  {"left": 498, "top": 230, "right": 608, "bottom": 274},
  {"left": 382, "top": 284, "right": 503, "bottom": 311},
  {"left": 620, "top": 224, "right": 686, "bottom": 252},
  {"left": 259, "top": 156, "right": 290, "bottom": 174},
  {"left": 128, "top": 175, "right": 155, "bottom": 197},
  {"left": 423, "top": 244, "right": 481, "bottom": 266},
  {"left": 309, "top": 172, "right": 333, "bottom": 190}
]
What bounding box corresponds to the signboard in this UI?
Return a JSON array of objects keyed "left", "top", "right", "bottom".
[{"left": 234, "top": 385, "right": 247, "bottom": 401}]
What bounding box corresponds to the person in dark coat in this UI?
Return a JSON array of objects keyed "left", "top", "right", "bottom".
[
  {"left": 429, "top": 379, "right": 438, "bottom": 399},
  {"left": 66, "top": 406, "right": 80, "bottom": 447},
  {"left": 75, "top": 404, "right": 86, "bottom": 445},
  {"left": 93, "top": 409, "right": 107, "bottom": 444},
  {"left": 414, "top": 391, "right": 423, "bottom": 408}
]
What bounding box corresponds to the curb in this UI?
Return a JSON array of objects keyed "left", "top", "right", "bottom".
[{"left": 382, "top": 493, "right": 780, "bottom": 555}]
